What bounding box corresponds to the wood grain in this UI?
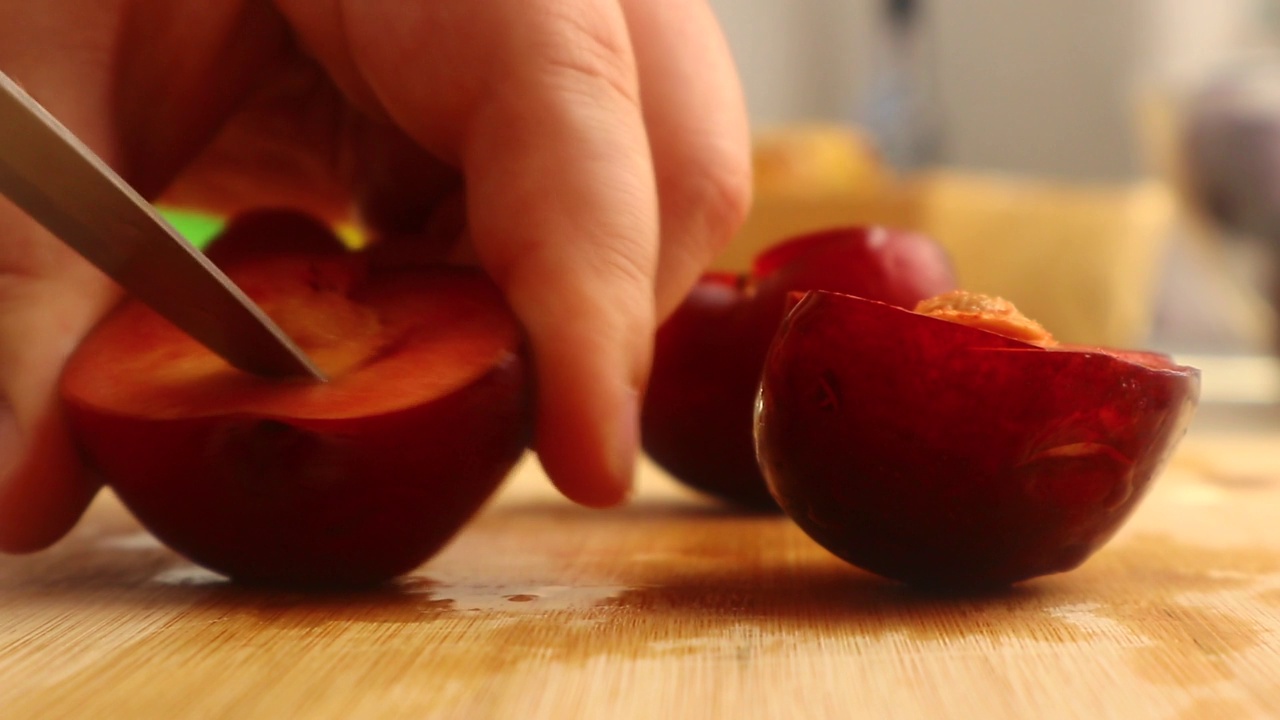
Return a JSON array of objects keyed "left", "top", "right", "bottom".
[{"left": 2, "top": 429, "right": 1279, "bottom": 720}]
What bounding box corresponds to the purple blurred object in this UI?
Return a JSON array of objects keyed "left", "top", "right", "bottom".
[{"left": 1184, "top": 58, "right": 1280, "bottom": 243}]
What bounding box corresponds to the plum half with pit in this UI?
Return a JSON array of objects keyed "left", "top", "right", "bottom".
[
  {"left": 60, "top": 210, "right": 531, "bottom": 588},
  {"left": 642, "top": 226, "right": 956, "bottom": 509},
  {"left": 755, "top": 289, "right": 1200, "bottom": 588}
]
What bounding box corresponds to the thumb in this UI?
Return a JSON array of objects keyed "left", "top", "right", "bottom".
[{"left": 0, "top": 213, "right": 119, "bottom": 552}]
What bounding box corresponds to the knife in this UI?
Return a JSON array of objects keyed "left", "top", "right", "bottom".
[{"left": 0, "top": 71, "right": 324, "bottom": 381}]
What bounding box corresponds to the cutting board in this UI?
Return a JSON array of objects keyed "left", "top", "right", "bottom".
[{"left": 2, "top": 429, "right": 1279, "bottom": 719}]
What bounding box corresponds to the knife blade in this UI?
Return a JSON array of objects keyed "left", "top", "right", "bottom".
[{"left": 0, "top": 71, "right": 324, "bottom": 381}]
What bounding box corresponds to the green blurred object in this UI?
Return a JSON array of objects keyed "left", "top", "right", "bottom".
[{"left": 159, "top": 208, "right": 224, "bottom": 250}]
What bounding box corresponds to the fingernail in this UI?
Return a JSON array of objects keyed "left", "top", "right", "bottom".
[{"left": 610, "top": 387, "right": 640, "bottom": 503}]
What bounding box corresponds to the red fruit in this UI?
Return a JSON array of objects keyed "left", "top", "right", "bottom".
[
  {"left": 60, "top": 210, "right": 531, "bottom": 587},
  {"left": 755, "top": 290, "right": 1200, "bottom": 588},
  {"left": 204, "top": 208, "right": 347, "bottom": 265},
  {"left": 642, "top": 226, "right": 956, "bottom": 508}
]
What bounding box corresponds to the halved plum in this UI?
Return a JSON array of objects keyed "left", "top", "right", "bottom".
[
  {"left": 755, "top": 289, "right": 1200, "bottom": 588},
  {"left": 60, "top": 210, "right": 531, "bottom": 587}
]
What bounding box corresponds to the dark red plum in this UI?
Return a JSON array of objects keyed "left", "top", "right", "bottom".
[
  {"left": 755, "top": 290, "right": 1200, "bottom": 588},
  {"left": 642, "top": 227, "right": 956, "bottom": 509}
]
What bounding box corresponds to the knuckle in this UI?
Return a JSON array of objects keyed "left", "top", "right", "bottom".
[
  {"left": 704, "top": 160, "right": 754, "bottom": 250},
  {"left": 673, "top": 150, "right": 753, "bottom": 254},
  {"left": 536, "top": 3, "right": 640, "bottom": 109},
  {"left": 586, "top": 232, "right": 653, "bottom": 295}
]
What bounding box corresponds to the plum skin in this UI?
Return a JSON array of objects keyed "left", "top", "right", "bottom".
[
  {"left": 72, "top": 356, "right": 528, "bottom": 587},
  {"left": 755, "top": 290, "right": 1201, "bottom": 588},
  {"left": 642, "top": 226, "right": 957, "bottom": 510}
]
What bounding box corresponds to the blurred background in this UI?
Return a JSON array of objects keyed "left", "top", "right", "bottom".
[{"left": 703, "top": 0, "right": 1280, "bottom": 390}]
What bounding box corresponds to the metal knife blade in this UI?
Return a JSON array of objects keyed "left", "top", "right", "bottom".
[{"left": 0, "top": 71, "right": 324, "bottom": 381}]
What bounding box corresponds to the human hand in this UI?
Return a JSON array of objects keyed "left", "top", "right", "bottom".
[{"left": 0, "top": 0, "right": 750, "bottom": 551}]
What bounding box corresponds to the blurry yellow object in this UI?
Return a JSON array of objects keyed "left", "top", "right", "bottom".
[
  {"left": 718, "top": 124, "right": 917, "bottom": 270},
  {"left": 720, "top": 124, "right": 1177, "bottom": 347},
  {"left": 334, "top": 222, "right": 368, "bottom": 250},
  {"left": 914, "top": 172, "right": 1175, "bottom": 347},
  {"left": 751, "top": 123, "right": 890, "bottom": 195}
]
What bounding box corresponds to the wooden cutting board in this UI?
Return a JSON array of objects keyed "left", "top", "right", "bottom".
[{"left": 2, "top": 428, "right": 1279, "bottom": 720}]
